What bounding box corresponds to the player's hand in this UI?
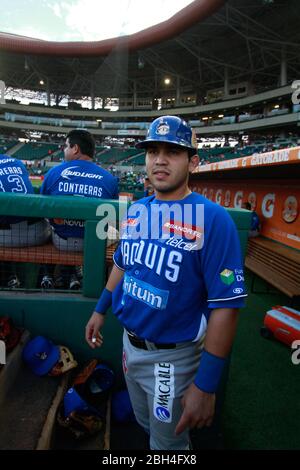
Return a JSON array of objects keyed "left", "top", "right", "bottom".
[
  {"left": 175, "top": 383, "right": 216, "bottom": 435},
  {"left": 85, "top": 311, "right": 105, "bottom": 349}
]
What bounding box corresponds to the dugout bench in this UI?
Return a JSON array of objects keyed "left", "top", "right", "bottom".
[{"left": 245, "top": 236, "right": 300, "bottom": 302}]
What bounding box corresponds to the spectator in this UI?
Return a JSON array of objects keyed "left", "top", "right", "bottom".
[
  {"left": 40, "top": 130, "right": 119, "bottom": 289},
  {"left": 85, "top": 115, "right": 246, "bottom": 450},
  {"left": 0, "top": 154, "right": 51, "bottom": 287},
  {"left": 143, "top": 177, "right": 154, "bottom": 197},
  {"left": 242, "top": 202, "right": 261, "bottom": 237}
]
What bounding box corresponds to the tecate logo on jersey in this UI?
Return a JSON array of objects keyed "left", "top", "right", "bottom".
[{"left": 61, "top": 166, "right": 103, "bottom": 180}]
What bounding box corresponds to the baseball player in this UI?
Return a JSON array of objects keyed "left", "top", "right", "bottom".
[
  {"left": 0, "top": 154, "right": 51, "bottom": 286},
  {"left": 242, "top": 202, "right": 261, "bottom": 237},
  {"left": 40, "top": 130, "right": 119, "bottom": 288},
  {"left": 85, "top": 116, "right": 247, "bottom": 450}
]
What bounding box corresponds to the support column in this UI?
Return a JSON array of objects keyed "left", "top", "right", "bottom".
[
  {"left": 280, "top": 48, "right": 287, "bottom": 87},
  {"left": 176, "top": 76, "right": 180, "bottom": 106},
  {"left": 224, "top": 67, "right": 229, "bottom": 98},
  {"left": 133, "top": 80, "right": 137, "bottom": 109},
  {"left": 46, "top": 79, "right": 51, "bottom": 106},
  {"left": 91, "top": 80, "right": 95, "bottom": 110}
]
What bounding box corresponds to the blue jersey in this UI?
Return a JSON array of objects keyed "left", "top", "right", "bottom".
[
  {"left": 112, "top": 192, "right": 247, "bottom": 343},
  {"left": 40, "top": 160, "right": 119, "bottom": 238},
  {"left": 0, "top": 155, "right": 34, "bottom": 224}
]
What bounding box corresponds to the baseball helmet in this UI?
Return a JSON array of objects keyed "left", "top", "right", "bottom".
[
  {"left": 63, "top": 360, "right": 115, "bottom": 418},
  {"left": 22, "top": 335, "right": 60, "bottom": 376},
  {"left": 136, "top": 116, "right": 197, "bottom": 151}
]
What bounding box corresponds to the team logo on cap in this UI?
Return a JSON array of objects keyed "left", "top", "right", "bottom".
[{"left": 156, "top": 122, "right": 170, "bottom": 135}]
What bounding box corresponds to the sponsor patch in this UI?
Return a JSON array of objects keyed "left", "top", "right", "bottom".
[
  {"left": 153, "top": 362, "right": 175, "bottom": 423},
  {"left": 121, "top": 217, "right": 138, "bottom": 228},
  {"left": 233, "top": 287, "right": 244, "bottom": 294},
  {"left": 53, "top": 218, "right": 64, "bottom": 225},
  {"left": 234, "top": 268, "right": 244, "bottom": 282},
  {"left": 61, "top": 166, "right": 103, "bottom": 180},
  {"left": 163, "top": 220, "right": 203, "bottom": 241},
  {"left": 122, "top": 274, "right": 169, "bottom": 310},
  {"left": 53, "top": 218, "right": 84, "bottom": 227},
  {"left": 220, "top": 269, "right": 235, "bottom": 285}
]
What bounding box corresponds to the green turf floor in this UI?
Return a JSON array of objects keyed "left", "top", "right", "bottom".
[{"left": 222, "top": 272, "right": 300, "bottom": 449}]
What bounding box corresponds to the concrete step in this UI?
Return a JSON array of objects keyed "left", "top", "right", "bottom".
[
  {"left": 0, "top": 363, "right": 64, "bottom": 449},
  {"left": 0, "top": 329, "right": 30, "bottom": 407},
  {"left": 0, "top": 331, "right": 68, "bottom": 450}
]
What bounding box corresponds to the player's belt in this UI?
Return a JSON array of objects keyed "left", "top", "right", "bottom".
[{"left": 126, "top": 330, "right": 176, "bottom": 350}]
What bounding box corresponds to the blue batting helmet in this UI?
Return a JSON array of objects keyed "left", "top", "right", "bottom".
[
  {"left": 136, "top": 116, "right": 197, "bottom": 151},
  {"left": 63, "top": 363, "right": 115, "bottom": 418},
  {"left": 22, "top": 335, "right": 60, "bottom": 376}
]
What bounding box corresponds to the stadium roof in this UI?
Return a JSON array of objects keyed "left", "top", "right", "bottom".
[
  {"left": 0, "top": 0, "right": 195, "bottom": 43},
  {"left": 0, "top": 0, "right": 300, "bottom": 100}
]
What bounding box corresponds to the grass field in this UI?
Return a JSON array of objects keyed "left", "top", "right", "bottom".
[
  {"left": 29, "top": 177, "right": 43, "bottom": 191},
  {"left": 222, "top": 272, "right": 300, "bottom": 449}
]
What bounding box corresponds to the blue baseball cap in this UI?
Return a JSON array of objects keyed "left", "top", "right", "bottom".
[
  {"left": 136, "top": 116, "right": 197, "bottom": 151},
  {"left": 22, "top": 335, "right": 60, "bottom": 376}
]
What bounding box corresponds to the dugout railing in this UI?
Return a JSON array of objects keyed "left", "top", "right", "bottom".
[
  {"left": 0, "top": 192, "right": 251, "bottom": 405},
  {"left": 0, "top": 193, "right": 127, "bottom": 376}
]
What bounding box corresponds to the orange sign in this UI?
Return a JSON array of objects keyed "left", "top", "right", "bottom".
[
  {"left": 190, "top": 179, "right": 300, "bottom": 250},
  {"left": 194, "top": 146, "right": 300, "bottom": 173}
]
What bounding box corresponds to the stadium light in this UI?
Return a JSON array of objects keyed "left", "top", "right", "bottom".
[
  {"left": 24, "top": 58, "right": 29, "bottom": 72},
  {"left": 138, "top": 56, "right": 145, "bottom": 69}
]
